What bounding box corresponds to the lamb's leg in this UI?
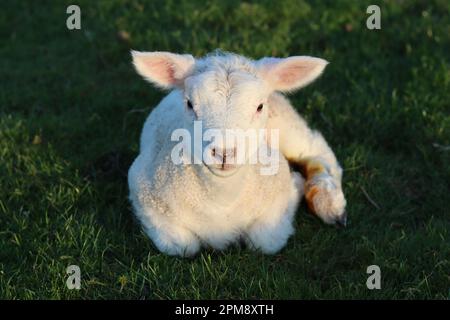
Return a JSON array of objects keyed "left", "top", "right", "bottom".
[
  {"left": 245, "top": 172, "right": 303, "bottom": 254},
  {"left": 140, "top": 217, "right": 201, "bottom": 257},
  {"left": 128, "top": 154, "right": 201, "bottom": 257},
  {"left": 267, "top": 93, "right": 347, "bottom": 226}
]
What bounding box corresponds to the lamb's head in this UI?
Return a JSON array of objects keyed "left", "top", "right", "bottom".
[{"left": 132, "top": 50, "right": 328, "bottom": 177}]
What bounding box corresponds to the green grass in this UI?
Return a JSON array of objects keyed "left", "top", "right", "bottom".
[{"left": 1, "top": 0, "right": 449, "bottom": 299}]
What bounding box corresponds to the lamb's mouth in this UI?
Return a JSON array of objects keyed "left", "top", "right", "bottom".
[{"left": 204, "top": 163, "right": 240, "bottom": 177}]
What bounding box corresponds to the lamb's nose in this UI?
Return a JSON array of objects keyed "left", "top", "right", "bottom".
[{"left": 211, "top": 147, "right": 236, "bottom": 164}]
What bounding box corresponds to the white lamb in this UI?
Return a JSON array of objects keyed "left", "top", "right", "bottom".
[{"left": 128, "top": 50, "right": 347, "bottom": 257}]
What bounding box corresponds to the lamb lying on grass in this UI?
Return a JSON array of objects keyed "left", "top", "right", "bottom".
[{"left": 128, "top": 50, "right": 347, "bottom": 257}]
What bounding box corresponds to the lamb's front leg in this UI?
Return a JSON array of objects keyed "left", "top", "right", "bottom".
[
  {"left": 245, "top": 172, "right": 304, "bottom": 254},
  {"left": 267, "top": 94, "right": 347, "bottom": 226}
]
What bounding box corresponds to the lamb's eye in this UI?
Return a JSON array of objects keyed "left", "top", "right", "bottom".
[
  {"left": 187, "top": 100, "right": 194, "bottom": 110},
  {"left": 256, "top": 104, "right": 264, "bottom": 112}
]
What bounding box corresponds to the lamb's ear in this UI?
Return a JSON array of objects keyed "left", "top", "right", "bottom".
[
  {"left": 131, "top": 51, "right": 195, "bottom": 89},
  {"left": 257, "top": 56, "right": 328, "bottom": 92}
]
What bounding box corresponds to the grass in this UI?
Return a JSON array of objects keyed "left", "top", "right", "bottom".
[{"left": 0, "top": 0, "right": 449, "bottom": 299}]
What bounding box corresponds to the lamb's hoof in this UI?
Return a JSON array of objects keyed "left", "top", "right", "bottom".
[
  {"left": 150, "top": 231, "right": 201, "bottom": 258},
  {"left": 156, "top": 242, "right": 200, "bottom": 258},
  {"left": 304, "top": 175, "right": 347, "bottom": 226},
  {"left": 335, "top": 211, "right": 347, "bottom": 227}
]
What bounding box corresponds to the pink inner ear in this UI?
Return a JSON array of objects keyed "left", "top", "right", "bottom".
[
  {"left": 144, "top": 58, "right": 176, "bottom": 84},
  {"left": 276, "top": 64, "right": 313, "bottom": 86},
  {"left": 258, "top": 56, "right": 327, "bottom": 91}
]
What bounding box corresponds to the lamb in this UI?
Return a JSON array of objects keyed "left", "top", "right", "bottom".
[{"left": 128, "top": 50, "right": 347, "bottom": 257}]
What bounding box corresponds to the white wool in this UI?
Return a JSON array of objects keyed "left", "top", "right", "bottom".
[{"left": 128, "top": 51, "right": 346, "bottom": 257}]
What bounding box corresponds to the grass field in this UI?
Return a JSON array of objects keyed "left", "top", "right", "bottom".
[{"left": 0, "top": 0, "right": 449, "bottom": 299}]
